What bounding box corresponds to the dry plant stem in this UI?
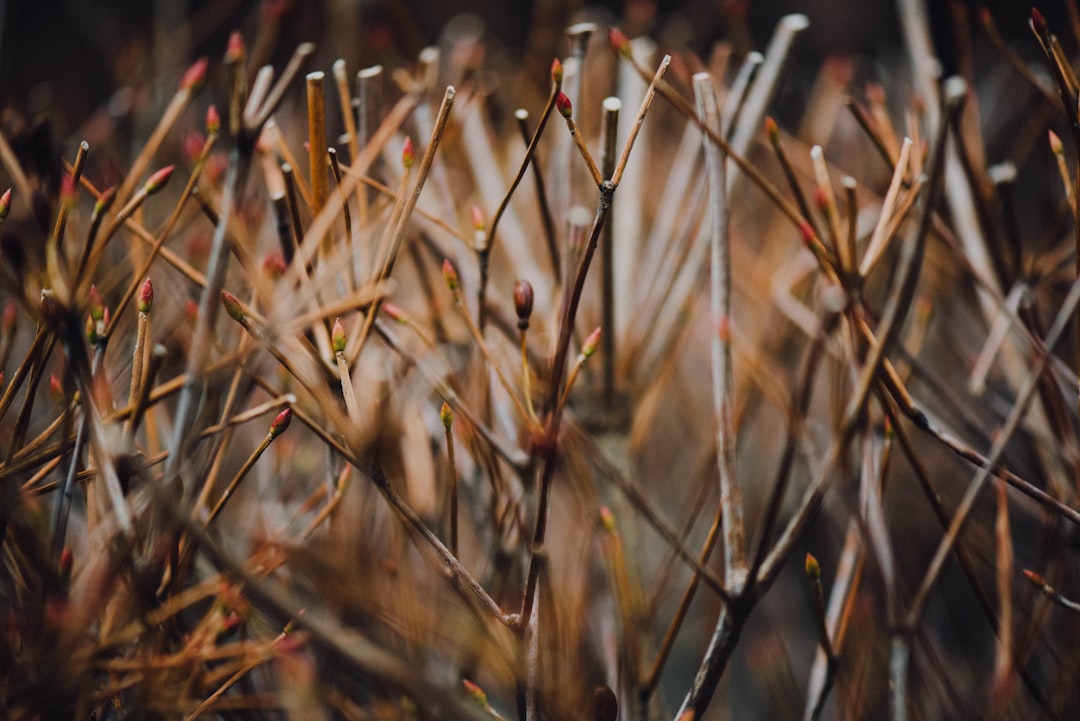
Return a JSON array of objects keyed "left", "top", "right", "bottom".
[
  {"left": 375, "top": 321, "right": 529, "bottom": 471},
  {"left": 205, "top": 430, "right": 276, "bottom": 527},
  {"left": 600, "top": 97, "right": 620, "bottom": 406},
  {"left": 73, "top": 173, "right": 207, "bottom": 288},
  {"left": 695, "top": 72, "right": 746, "bottom": 589},
  {"left": 445, "top": 422, "right": 458, "bottom": 556},
  {"left": 333, "top": 59, "right": 360, "bottom": 167},
  {"left": 845, "top": 97, "right": 900, "bottom": 169},
  {"left": 54, "top": 141, "right": 89, "bottom": 255},
  {"left": 1025, "top": 571, "right": 1080, "bottom": 614},
  {"left": 676, "top": 75, "right": 963, "bottom": 721},
  {"left": 485, "top": 86, "right": 558, "bottom": 261},
  {"left": 979, "top": 12, "right": 1058, "bottom": 107},
  {"left": 861, "top": 138, "right": 914, "bottom": 276},
  {"left": 116, "top": 70, "right": 200, "bottom": 211},
  {"left": 168, "top": 44, "right": 312, "bottom": 498},
  {"left": 306, "top": 71, "right": 331, "bottom": 261},
  {"left": 280, "top": 163, "right": 306, "bottom": 252},
  {"left": 0, "top": 130, "right": 33, "bottom": 215},
  {"left": 335, "top": 349, "right": 360, "bottom": 424},
  {"left": 522, "top": 60, "right": 671, "bottom": 623},
  {"left": 127, "top": 308, "right": 150, "bottom": 412},
  {"left": 624, "top": 53, "right": 806, "bottom": 230},
  {"left": 564, "top": 114, "right": 604, "bottom": 186},
  {"left": 149, "top": 489, "right": 501, "bottom": 719},
  {"left": 166, "top": 145, "right": 252, "bottom": 498},
  {"left": 722, "top": 52, "right": 764, "bottom": 140},
  {"left": 514, "top": 110, "right": 560, "bottom": 282},
  {"left": 328, "top": 148, "right": 356, "bottom": 289},
  {"left": 767, "top": 121, "right": 820, "bottom": 239},
  {"left": 274, "top": 131, "right": 315, "bottom": 211},
  {"left": 107, "top": 133, "right": 217, "bottom": 334},
  {"left": 903, "top": 269, "right": 1080, "bottom": 631},
  {"left": 350, "top": 86, "right": 455, "bottom": 359},
  {"left": 451, "top": 287, "right": 534, "bottom": 426}
]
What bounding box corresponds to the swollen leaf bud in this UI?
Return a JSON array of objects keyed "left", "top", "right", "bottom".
[
  {"left": 440, "top": 402, "right": 453, "bottom": 430},
  {"left": 331, "top": 317, "right": 347, "bottom": 353},
  {"left": 180, "top": 57, "right": 209, "bottom": 92},
  {"left": 0, "top": 188, "right": 10, "bottom": 221},
  {"left": 599, "top": 506, "right": 617, "bottom": 534},
  {"left": 144, "top": 165, "right": 175, "bottom": 195},
  {"left": 206, "top": 105, "right": 221, "bottom": 134},
  {"left": 514, "top": 279, "right": 534, "bottom": 322},
  {"left": 764, "top": 116, "right": 780, "bottom": 146},
  {"left": 226, "top": 31, "right": 246, "bottom": 63},
  {"left": 88, "top": 286, "right": 105, "bottom": 322},
  {"left": 608, "top": 27, "right": 632, "bottom": 58},
  {"left": 582, "top": 326, "right": 601, "bottom": 358},
  {"left": 137, "top": 278, "right": 154, "bottom": 314},
  {"left": 462, "top": 680, "right": 488, "bottom": 707},
  {"left": 442, "top": 259, "right": 460, "bottom": 291},
  {"left": 805, "top": 552, "right": 821, "bottom": 581},
  {"left": 556, "top": 92, "right": 573, "bottom": 119},
  {"left": 382, "top": 303, "right": 411, "bottom": 325},
  {"left": 551, "top": 57, "right": 563, "bottom": 87},
  {"left": 269, "top": 408, "right": 293, "bottom": 438},
  {"left": 402, "top": 136, "right": 415, "bottom": 169},
  {"left": 221, "top": 291, "right": 246, "bottom": 324}
]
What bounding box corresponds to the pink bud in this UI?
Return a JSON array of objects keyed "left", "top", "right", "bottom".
[
  {"left": 331, "top": 317, "right": 346, "bottom": 353},
  {"left": 137, "top": 278, "right": 154, "bottom": 314},
  {"left": 226, "top": 31, "right": 246, "bottom": 63},
  {"left": 88, "top": 286, "right": 105, "bottom": 322},
  {"left": 180, "top": 57, "right": 209, "bottom": 92},
  {"left": 582, "top": 326, "right": 601, "bottom": 358},
  {"left": 608, "top": 27, "right": 632, "bottom": 58},
  {"left": 382, "top": 303, "right": 411, "bottom": 325},
  {"left": 207, "top": 106, "right": 221, "bottom": 135},
  {"left": 221, "top": 290, "right": 246, "bottom": 324},
  {"left": 556, "top": 92, "right": 572, "bottom": 119},
  {"left": 0, "top": 188, "right": 11, "bottom": 220},
  {"left": 402, "top": 137, "right": 415, "bottom": 169},
  {"left": 442, "top": 259, "right": 459, "bottom": 291},
  {"left": 551, "top": 57, "right": 563, "bottom": 87},
  {"left": 269, "top": 408, "right": 293, "bottom": 438},
  {"left": 144, "top": 165, "right": 175, "bottom": 195}
]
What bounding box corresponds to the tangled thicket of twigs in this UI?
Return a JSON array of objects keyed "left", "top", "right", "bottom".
[{"left": 4, "top": 2, "right": 1080, "bottom": 720}]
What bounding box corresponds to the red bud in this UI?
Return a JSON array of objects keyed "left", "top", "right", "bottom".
[
  {"left": 0, "top": 188, "right": 11, "bottom": 221},
  {"left": 226, "top": 31, "right": 246, "bottom": 63},
  {"left": 269, "top": 408, "right": 293, "bottom": 438},
  {"left": 206, "top": 105, "right": 221, "bottom": 134},
  {"left": 442, "top": 259, "right": 459, "bottom": 291},
  {"left": 513, "top": 279, "right": 534, "bottom": 322},
  {"left": 551, "top": 57, "right": 563, "bottom": 87},
  {"left": 144, "top": 165, "right": 175, "bottom": 195},
  {"left": 556, "top": 92, "right": 573, "bottom": 119},
  {"left": 764, "top": 116, "right": 780, "bottom": 145},
  {"left": 137, "top": 278, "right": 154, "bottom": 314},
  {"left": 180, "top": 57, "right": 209, "bottom": 92},
  {"left": 402, "top": 136, "right": 415, "bottom": 169},
  {"left": 382, "top": 303, "right": 411, "bottom": 325},
  {"left": 608, "top": 27, "right": 632, "bottom": 58}
]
